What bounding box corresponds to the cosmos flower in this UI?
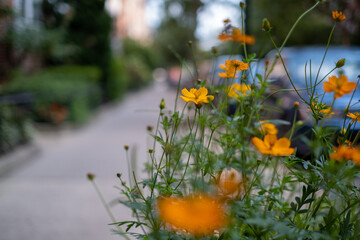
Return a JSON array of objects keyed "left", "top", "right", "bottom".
[
  {"left": 323, "top": 75, "right": 356, "bottom": 99},
  {"left": 157, "top": 194, "right": 227, "bottom": 236},
  {"left": 347, "top": 112, "right": 360, "bottom": 124},
  {"left": 180, "top": 87, "right": 214, "bottom": 107},
  {"left": 218, "top": 60, "right": 249, "bottom": 78},
  {"left": 252, "top": 134, "right": 294, "bottom": 156},
  {"left": 332, "top": 10, "right": 346, "bottom": 22},
  {"left": 228, "top": 83, "right": 251, "bottom": 98},
  {"left": 217, "top": 168, "right": 244, "bottom": 199}
]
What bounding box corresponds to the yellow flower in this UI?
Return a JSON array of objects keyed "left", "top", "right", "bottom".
[
  {"left": 323, "top": 75, "right": 356, "bottom": 99},
  {"left": 330, "top": 145, "right": 360, "bottom": 166},
  {"left": 252, "top": 134, "right": 294, "bottom": 156},
  {"left": 217, "top": 168, "right": 244, "bottom": 199},
  {"left": 218, "top": 28, "right": 255, "bottom": 45},
  {"left": 332, "top": 10, "right": 346, "bottom": 22},
  {"left": 180, "top": 87, "right": 214, "bottom": 107},
  {"left": 347, "top": 112, "right": 360, "bottom": 124},
  {"left": 259, "top": 120, "right": 278, "bottom": 135},
  {"left": 228, "top": 83, "right": 251, "bottom": 98},
  {"left": 157, "top": 194, "right": 227, "bottom": 237},
  {"left": 218, "top": 60, "right": 249, "bottom": 78}
]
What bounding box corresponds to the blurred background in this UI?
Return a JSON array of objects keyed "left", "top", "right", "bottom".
[{"left": 0, "top": 0, "right": 359, "bottom": 239}]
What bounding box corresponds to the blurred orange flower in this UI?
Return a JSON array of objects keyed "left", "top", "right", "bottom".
[
  {"left": 347, "top": 112, "right": 360, "bottom": 123},
  {"left": 217, "top": 168, "right": 243, "bottom": 199},
  {"left": 228, "top": 83, "right": 251, "bottom": 98},
  {"left": 180, "top": 87, "right": 214, "bottom": 107},
  {"left": 259, "top": 121, "right": 278, "bottom": 135},
  {"left": 252, "top": 134, "right": 294, "bottom": 156},
  {"left": 323, "top": 75, "right": 356, "bottom": 99},
  {"left": 157, "top": 194, "right": 227, "bottom": 236},
  {"left": 330, "top": 145, "right": 360, "bottom": 166},
  {"left": 218, "top": 28, "right": 255, "bottom": 45},
  {"left": 332, "top": 10, "right": 346, "bottom": 22},
  {"left": 218, "top": 60, "right": 249, "bottom": 78}
]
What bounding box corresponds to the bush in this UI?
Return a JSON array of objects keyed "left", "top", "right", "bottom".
[
  {"left": 3, "top": 65, "right": 102, "bottom": 124},
  {"left": 0, "top": 105, "right": 32, "bottom": 153}
]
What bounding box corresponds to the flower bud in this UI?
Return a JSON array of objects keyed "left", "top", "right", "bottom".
[
  {"left": 217, "top": 168, "right": 243, "bottom": 199},
  {"left": 147, "top": 125, "right": 153, "bottom": 131},
  {"left": 296, "top": 120, "right": 303, "bottom": 126},
  {"left": 116, "top": 173, "right": 121, "bottom": 178},
  {"left": 294, "top": 101, "right": 300, "bottom": 109},
  {"left": 340, "top": 128, "right": 346, "bottom": 135},
  {"left": 188, "top": 40, "right": 193, "bottom": 46},
  {"left": 262, "top": 18, "right": 271, "bottom": 32},
  {"left": 239, "top": 2, "right": 245, "bottom": 8},
  {"left": 336, "top": 58, "right": 345, "bottom": 68},
  {"left": 211, "top": 46, "right": 218, "bottom": 55},
  {"left": 265, "top": 60, "right": 270, "bottom": 67},
  {"left": 87, "top": 173, "right": 95, "bottom": 181},
  {"left": 159, "top": 98, "right": 166, "bottom": 110},
  {"left": 148, "top": 149, "right": 153, "bottom": 154},
  {"left": 124, "top": 145, "right": 129, "bottom": 150}
]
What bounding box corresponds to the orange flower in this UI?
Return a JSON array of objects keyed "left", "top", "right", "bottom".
[
  {"left": 252, "top": 134, "right": 294, "bottom": 156},
  {"left": 218, "top": 28, "right": 255, "bottom": 45},
  {"left": 332, "top": 10, "right": 346, "bottom": 22},
  {"left": 180, "top": 87, "right": 214, "bottom": 107},
  {"left": 218, "top": 60, "right": 249, "bottom": 78},
  {"left": 330, "top": 145, "right": 360, "bottom": 166},
  {"left": 157, "top": 194, "right": 227, "bottom": 236},
  {"left": 217, "top": 168, "right": 243, "bottom": 198},
  {"left": 323, "top": 75, "right": 356, "bottom": 99},
  {"left": 228, "top": 83, "right": 251, "bottom": 98},
  {"left": 347, "top": 112, "right": 360, "bottom": 124},
  {"left": 259, "top": 121, "right": 278, "bottom": 135},
  {"left": 223, "top": 18, "right": 231, "bottom": 24}
]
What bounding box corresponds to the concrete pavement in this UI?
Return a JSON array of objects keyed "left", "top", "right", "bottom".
[{"left": 0, "top": 82, "right": 177, "bottom": 240}]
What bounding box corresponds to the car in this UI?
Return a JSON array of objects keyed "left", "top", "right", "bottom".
[{"left": 261, "top": 46, "right": 360, "bottom": 154}]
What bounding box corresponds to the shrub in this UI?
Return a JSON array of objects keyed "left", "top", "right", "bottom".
[{"left": 3, "top": 65, "right": 102, "bottom": 124}]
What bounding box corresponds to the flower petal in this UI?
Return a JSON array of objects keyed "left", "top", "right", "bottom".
[
  {"left": 181, "top": 88, "right": 195, "bottom": 98},
  {"left": 323, "top": 82, "right": 334, "bottom": 92},
  {"left": 252, "top": 137, "right": 271, "bottom": 154}
]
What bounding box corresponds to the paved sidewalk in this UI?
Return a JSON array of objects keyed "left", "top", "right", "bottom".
[{"left": 0, "top": 82, "right": 177, "bottom": 240}]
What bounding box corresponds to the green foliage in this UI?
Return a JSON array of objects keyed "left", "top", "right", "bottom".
[
  {"left": 107, "top": 58, "right": 129, "bottom": 101},
  {"left": 3, "top": 65, "right": 102, "bottom": 124},
  {"left": 112, "top": 55, "right": 153, "bottom": 91},
  {"left": 122, "top": 38, "right": 163, "bottom": 70},
  {"left": 247, "top": 0, "right": 333, "bottom": 54},
  {"left": 0, "top": 105, "right": 33, "bottom": 153},
  {"left": 154, "top": 0, "right": 203, "bottom": 66}
]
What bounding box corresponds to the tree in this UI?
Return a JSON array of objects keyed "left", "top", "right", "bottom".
[
  {"left": 246, "top": 0, "right": 360, "bottom": 55},
  {"left": 154, "top": 0, "right": 204, "bottom": 66}
]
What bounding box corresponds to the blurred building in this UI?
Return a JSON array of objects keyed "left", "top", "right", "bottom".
[{"left": 107, "top": 0, "right": 151, "bottom": 44}]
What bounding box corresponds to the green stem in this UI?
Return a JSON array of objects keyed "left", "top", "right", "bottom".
[{"left": 91, "top": 180, "right": 131, "bottom": 240}]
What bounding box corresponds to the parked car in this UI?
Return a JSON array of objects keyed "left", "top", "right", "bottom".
[{"left": 262, "top": 46, "right": 360, "bottom": 154}]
